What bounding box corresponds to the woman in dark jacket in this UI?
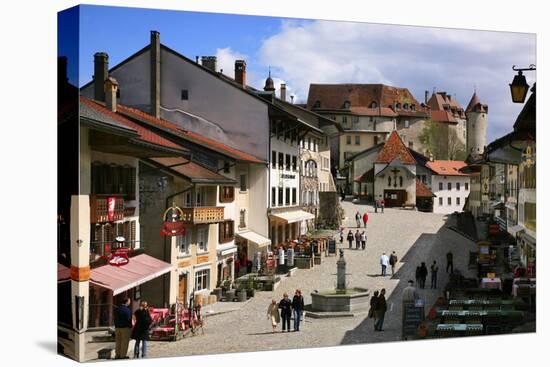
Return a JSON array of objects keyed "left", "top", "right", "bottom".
[
  {"left": 419, "top": 262, "right": 428, "bottom": 289},
  {"left": 291, "top": 289, "right": 305, "bottom": 332},
  {"left": 346, "top": 230, "right": 354, "bottom": 249},
  {"left": 374, "top": 289, "right": 387, "bottom": 331},
  {"left": 369, "top": 290, "right": 379, "bottom": 328},
  {"left": 132, "top": 301, "right": 152, "bottom": 359},
  {"left": 278, "top": 293, "right": 293, "bottom": 332}
]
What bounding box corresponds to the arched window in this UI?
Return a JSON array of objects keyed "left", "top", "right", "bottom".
[
  {"left": 343, "top": 100, "right": 351, "bottom": 109},
  {"left": 305, "top": 160, "right": 317, "bottom": 177},
  {"left": 313, "top": 100, "right": 321, "bottom": 109},
  {"left": 403, "top": 103, "right": 409, "bottom": 110},
  {"left": 369, "top": 101, "right": 378, "bottom": 108},
  {"left": 388, "top": 176, "right": 392, "bottom": 187},
  {"left": 399, "top": 176, "right": 403, "bottom": 187}
]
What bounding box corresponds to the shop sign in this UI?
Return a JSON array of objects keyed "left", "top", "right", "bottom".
[
  {"left": 197, "top": 255, "right": 209, "bottom": 264},
  {"left": 107, "top": 197, "right": 116, "bottom": 221},
  {"left": 521, "top": 145, "right": 535, "bottom": 167},
  {"left": 178, "top": 260, "right": 191, "bottom": 268},
  {"left": 108, "top": 247, "right": 130, "bottom": 266},
  {"left": 161, "top": 204, "right": 186, "bottom": 236}
]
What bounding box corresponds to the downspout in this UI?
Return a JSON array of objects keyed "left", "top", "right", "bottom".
[{"left": 163, "top": 184, "right": 194, "bottom": 307}]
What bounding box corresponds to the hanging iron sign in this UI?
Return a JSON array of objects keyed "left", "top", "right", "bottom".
[{"left": 161, "top": 204, "right": 186, "bottom": 236}]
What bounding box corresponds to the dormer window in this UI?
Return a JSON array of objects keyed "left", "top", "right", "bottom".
[
  {"left": 343, "top": 100, "right": 351, "bottom": 109},
  {"left": 403, "top": 103, "right": 409, "bottom": 110},
  {"left": 369, "top": 101, "right": 378, "bottom": 108},
  {"left": 411, "top": 104, "right": 416, "bottom": 111},
  {"left": 396, "top": 103, "right": 402, "bottom": 109},
  {"left": 313, "top": 100, "right": 321, "bottom": 109}
]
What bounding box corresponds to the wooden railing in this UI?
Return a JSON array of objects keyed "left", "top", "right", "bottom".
[{"left": 180, "top": 206, "right": 224, "bottom": 224}]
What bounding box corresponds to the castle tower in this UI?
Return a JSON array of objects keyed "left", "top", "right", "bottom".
[{"left": 465, "top": 92, "right": 488, "bottom": 155}]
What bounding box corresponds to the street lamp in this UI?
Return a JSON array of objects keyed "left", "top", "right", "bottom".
[{"left": 510, "top": 65, "right": 536, "bottom": 103}]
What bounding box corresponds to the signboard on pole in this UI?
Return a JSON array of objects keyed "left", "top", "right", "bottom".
[{"left": 402, "top": 300, "right": 425, "bottom": 340}]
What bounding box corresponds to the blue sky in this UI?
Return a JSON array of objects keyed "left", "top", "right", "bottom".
[{"left": 59, "top": 5, "right": 536, "bottom": 142}]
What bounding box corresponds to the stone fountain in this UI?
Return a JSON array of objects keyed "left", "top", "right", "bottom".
[{"left": 310, "top": 249, "right": 369, "bottom": 313}]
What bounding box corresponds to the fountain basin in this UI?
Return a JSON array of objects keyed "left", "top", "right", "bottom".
[{"left": 311, "top": 287, "right": 369, "bottom": 312}]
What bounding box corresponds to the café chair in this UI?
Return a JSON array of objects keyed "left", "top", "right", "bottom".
[
  {"left": 465, "top": 327, "right": 484, "bottom": 337},
  {"left": 465, "top": 316, "right": 482, "bottom": 325},
  {"left": 445, "top": 316, "right": 461, "bottom": 324},
  {"left": 437, "top": 327, "right": 456, "bottom": 338},
  {"left": 449, "top": 306, "right": 463, "bottom": 311}
]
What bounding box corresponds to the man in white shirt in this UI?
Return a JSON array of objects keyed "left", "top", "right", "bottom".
[{"left": 380, "top": 252, "right": 390, "bottom": 276}]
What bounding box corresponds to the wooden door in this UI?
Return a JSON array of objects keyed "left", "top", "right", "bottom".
[
  {"left": 384, "top": 190, "right": 406, "bottom": 207},
  {"left": 178, "top": 274, "right": 187, "bottom": 303}
]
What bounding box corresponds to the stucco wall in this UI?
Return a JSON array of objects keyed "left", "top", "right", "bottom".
[{"left": 432, "top": 175, "right": 471, "bottom": 214}]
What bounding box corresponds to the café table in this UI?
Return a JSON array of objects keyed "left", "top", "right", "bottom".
[{"left": 481, "top": 277, "right": 502, "bottom": 290}]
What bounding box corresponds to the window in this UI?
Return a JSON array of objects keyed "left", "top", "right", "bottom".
[
  {"left": 292, "top": 188, "right": 297, "bottom": 205},
  {"left": 181, "top": 89, "right": 189, "bottom": 100},
  {"left": 343, "top": 100, "right": 351, "bottom": 109},
  {"left": 219, "top": 186, "right": 235, "bottom": 203},
  {"left": 439, "top": 197, "right": 443, "bottom": 206},
  {"left": 342, "top": 116, "right": 348, "bottom": 125},
  {"left": 177, "top": 231, "right": 191, "bottom": 255},
  {"left": 240, "top": 174, "right": 247, "bottom": 192},
  {"left": 278, "top": 152, "right": 284, "bottom": 169},
  {"left": 308, "top": 138, "right": 312, "bottom": 150},
  {"left": 314, "top": 140, "right": 318, "bottom": 152},
  {"left": 313, "top": 100, "right": 321, "bottom": 108},
  {"left": 447, "top": 197, "right": 452, "bottom": 206},
  {"left": 399, "top": 176, "right": 403, "bottom": 187},
  {"left": 465, "top": 182, "right": 469, "bottom": 191},
  {"left": 271, "top": 187, "right": 276, "bottom": 206},
  {"left": 456, "top": 182, "right": 460, "bottom": 190},
  {"left": 278, "top": 187, "right": 283, "bottom": 205},
  {"left": 194, "top": 269, "right": 210, "bottom": 291},
  {"left": 388, "top": 176, "right": 392, "bottom": 187},
  {"left": 355, "top": 135, "right": 360, "bottom": 145},
  {"left": 439, "top": 182, "right": 443, "bottom": 191},
  {"left": 374, "top": 136, "right": 379, "bottom": 145},
  {"left": 239, "top": 209, "right": 246, "bottom": 229},
  {"left": 411, "top": 104, "right": 416, "bottom": 111},
  {"left": 184, "top": 192, "right": 192, "bottom": 207},
  {"left": 405, "top": 120, "right": 410, "bottom": 128},
  {"left": 285, "top": 188, "right": 290, "bottom": 205},
  {"left": 195, "top": 188, "right": 203, "bottom": 206},
  {"left": 219, "top": 220, "right": 234, "bottom": 244},
  {"left": 369, "top": 101, "right": 378, "bottom": 108},
  {"left": 197, "top": 227, "right": 208, "bottom": 252},
  {"left": 285, "top": 154, "right": 291, "bottom": 170},
  {"left": 346, "top": 135, "right": 352, "bottom": 145},
  {"left": 272, "top": 151, "right": 276, "bottom": 168},
  {"left": 292, "top": 156, "right": 297, "bottom": 171},
  {"left": 403, "top": 103, "right": 409, "bottom": 110},
  {"left": 447, "top": 182, "right": 452, "bottom": 191},
  {"left": 223, "top": 161, "right": 230, "bottom": 173},
  {"left": 352, "top": 116, "right": 359, "bottom": 124},
  {"left": 409, "top": 141, "right": 413, "bottom": 149},
  {"left": 91, "top": 163, "right": 136, "bottom": 200},
  {"left": 456, "top": 197, "right": 461, "bottom": 206}
]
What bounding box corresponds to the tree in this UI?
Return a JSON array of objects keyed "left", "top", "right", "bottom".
[
  {"left": 419, "top": 119, "right": 447, "bottom": 159},
  {"left": 448, "top": 128, "right": 467, "bottom": 161}
]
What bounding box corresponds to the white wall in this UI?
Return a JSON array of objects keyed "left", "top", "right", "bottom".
[
  {"left": 432, "top": 175, "right": 471, "bottom": 214},
  {"left": 270, "top": 137, "right": 300, "bottom": 208},
  {"left": 248, "top": 164, "right": 269, "bottom": 237}
]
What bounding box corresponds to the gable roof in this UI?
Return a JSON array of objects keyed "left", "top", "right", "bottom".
[
  {"left": 426, "top": 160, "right": 469, "bottom": 176},
  {"left": 416, "top": 179, "right": 435, "bottom": 197},
  {"left": 307, "top": 84, "right": 428, "bottom": 117},
  {"left": 80, "top": 97, "right": 188, "bottom": 154},
  {"left": 375, "top": 131, "right": 417, "bottom": 165},
  {"left": 115, "top": 104, "right": 265, "bottom": 164}
]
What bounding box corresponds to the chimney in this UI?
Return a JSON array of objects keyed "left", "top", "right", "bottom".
[
  {"left": 94, "top": 52, "right": 109, "bottom": 102},
  {"left": 105, "top": 77, "right": 119, "bottom": 112},
  {"left": 290, "top": 95, "right": 294, "bottom": 104},
  {"left": 201, "top": 56, "right": 217, "bottom": 72},
  {"left": 235, "top": 60, "right": 246, "bottom": 88},
  {"left": 58, "top": 56, "right": 68, "bottom": 86},
  {"left": 280, "top": 83, "right": 287, "bottom": 102},
  {"left": 424, "top": 90, "right": 429, "bottom": 105},
  {"left": 150, "top": 30, "right": 161, "bottom": 118}
]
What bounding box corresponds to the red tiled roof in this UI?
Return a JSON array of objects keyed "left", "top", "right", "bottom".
[
  {"left": 375, "top": 131, "right": 417, "bottom": 165},
  {"left": 426, "top": 160, "right": 469, "bottom": 176},
  {"left": 465, "top": 92, "right": 488, "bottom": 113},
  {"left": 430, "top": 110, "right": 458, "bottom": 124},
  {"left": 349, "top": 106, "right": 398, "bottom": 117},
  {"left": 80, "top": 97, "right": 186, "bottom": 152},
  {"left": 416, "top": 179, "right": 435, "bottom": 197},
  {"left": 116, "top": 104, "right": 265, "bottom": 164},
  {"left": 307, "top": 84, "right": 428, "bottom": 116},
  {"left": 149, "top": 157, "right": 234, "bottom": 182}
]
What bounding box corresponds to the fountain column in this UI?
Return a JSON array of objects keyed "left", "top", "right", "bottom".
[{"left": 336, "top": 249, "right": 346, "bottom": 292}]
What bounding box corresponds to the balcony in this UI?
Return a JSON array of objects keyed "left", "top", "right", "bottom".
[{"left": 180, "top": 206, "right": 224, "bottom": 224}]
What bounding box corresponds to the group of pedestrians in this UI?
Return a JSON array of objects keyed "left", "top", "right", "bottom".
[
  {"left": 266, "top": 289, "right": 305, "bottom": 333},
  {"left": 354, "top": 211, "right": 369, "bottom": 228},
  {"left": 344, "top": 229, "right": 367, "bottom": 250},
  {"left": 414, "top": 261, "right": 440, "bottom": 289},
  {"left": 113, "top": 298, "right": 152, "bottom": 359},
  {"left": 379, "top": 251, "right": 398, "bottom": 276},
  {"left": 368, "top": 288, "right": 387, "bottom": 331}
]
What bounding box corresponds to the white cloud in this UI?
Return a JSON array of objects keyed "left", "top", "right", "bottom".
[
  {"left": 258, "top": 20, "right": 536, "bottom": 141},
  {"left": 215, "top": 47, "right": 247, "bottom": 77}
]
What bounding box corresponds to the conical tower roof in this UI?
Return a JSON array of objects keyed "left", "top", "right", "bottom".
[{"left": 465, "top": 92, "right": 481, "bottom": 113}]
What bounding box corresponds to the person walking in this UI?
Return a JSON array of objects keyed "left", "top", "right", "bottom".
[
  {"left": 339, "top": 227, "right": 344, "bottom": 244},
  {"left": 380, "top": 199, "right": 385, "bottom": 213},
  {"left": 420, "top": 263, "right": 429, "bottom": 288},
  {"left": 266, "top": 299, "right": 280, "bottom": 333},
  {"left": 355, "top": 211, "right": 361, "bottom": 228},
  {"left": 362, "top": 212, "right": 369, "bottom": 228},
  {"left": 369, "top": 290, "right": 379, "bottom": 329},
  {"left": 347, "top": 230, "right": 354, "bottom": 249},
  {"left": 430, "top": 261, "right": 439, "bottom": 289},
  {"left": 380, "top": 252, "right": 390, "bottom": 276},
  {"left": 446, "top": 250, "right": 454, "bottom": 274},
  {"left": 278, "top": 293, "right": 292, "bottom": 332},
  {"left": 114, "top": 297, "right": 132, "bottom": 359},
  {"left": 389, "top": 251, "right": 398, "bottom": 276},
  {"left": 402, "top": 280, "right": 419, "bottom": 303},
  {"left": 374, "top": 289, "right": 387, "bottom": 331},
  {"left": 415, "top": 265, "right": 421, "bottom": 286},
  {"left": 292, "top": 289, "right": 305, "bottom": 332},
  {"left": 132, "top": 301, "right": 152, "bottom": 359},
  {"left": 374, "top": 199, "right": 378, "bottom": 213},
  {"left": 361, "top": 231, "right": 367, "bottom": 250},
  {"left": 355, "top": 230, "right": 361, "bottom": 250}
]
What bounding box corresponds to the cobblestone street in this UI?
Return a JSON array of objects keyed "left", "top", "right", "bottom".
[{"left": 148, "top": 200, "right": 477, "bottom": 358}]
